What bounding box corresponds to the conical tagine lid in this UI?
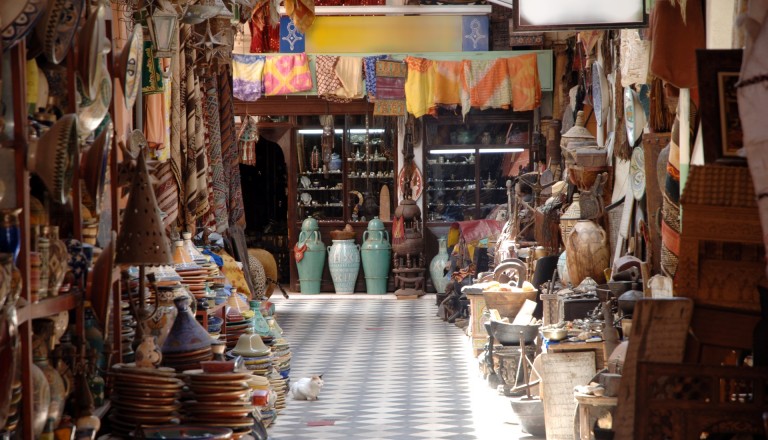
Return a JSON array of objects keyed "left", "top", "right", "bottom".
[{"left": 115, "top": 151, "right": 173, "bottom": 265}]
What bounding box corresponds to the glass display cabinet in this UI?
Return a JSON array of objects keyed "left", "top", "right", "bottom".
[
  {"left": 295, "top": 114, "right": 397, "bottom": 224},
  {"left": 424, "top": 109, "right": 534, "bottom": 223}
]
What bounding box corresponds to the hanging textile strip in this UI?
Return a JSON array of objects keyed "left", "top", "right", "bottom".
[
  {"left": 374, "top": 59, "right": 407, "bottom": 116},
  {"left": 432, "top": 60, "right": 463, "bottom": 110},
  {"left": 249, "top": 3, "right": 280, "bottom": 54},
  {"left": 506, "top": 53, "right": 542, "bottom": 112},
  {"left": 142, "top": 41, "right": 165, "bottom": 95},
  {"left": 153, "top": 160, "right": 179, "bottom": 232},
  {"left": 363, "top": 55, "right": 387, "bottom": 101},
  {"left": 232, "top": 54, "right": 265, "bottom": 101},
  {"left": 263, "top": 53, "right": 313, "bottom": 96},
  {"left": 184, "top": 39, "right": 201, "bottom": 229},
  {"left": 159, "top": 67, "right": 172, "bottom": 161},
  {"left": 144, "top": 92, "right": 165, "bottom": 150},
  {"left": 194, "top": 74, "right": 209, "bottom": 222},
  {"left": 238, "top": 115, "right": 259, "bottom": 166},
  {"left": 219, "top": 68, "right": 246, "bottom": 228},
  {"left": 202, "top": 75, "right": 229, "bottom": 234},
  {"left": 316, "top": 55, "right": 350, "bottom": 103},
  {"left": 460, "top": 58, "right": 511, "bottom": 119},
  {"left": 404, "top": 57, "right": 435, "bottom": 118},
  {"left": 170, "top": 37, "right": 183, "bottom": 215},
  {"left": 178, "top": 26, "right": 189, "bottom": 228},
  {"left": 284, "top": 0, "right": 315, "bottom": 33},
  {"left": 335, "top": 56, "right": 364, "bottom": 99}
]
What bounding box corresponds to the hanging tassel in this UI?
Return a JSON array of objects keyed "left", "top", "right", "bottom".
[
  {"left": 649, "top": 76, "right": 674, "bottom": 132},
  {"left": 392, "top": 215, "right": 406, "bottom": 246}
]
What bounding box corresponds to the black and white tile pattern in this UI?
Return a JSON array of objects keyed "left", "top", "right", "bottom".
[{"left": 268, "top": 294, "right": 540, "bottom": 440}]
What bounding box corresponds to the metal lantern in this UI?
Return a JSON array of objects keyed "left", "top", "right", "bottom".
[{"left": 147, "top": 0, "right": 178, "bottom": 58}]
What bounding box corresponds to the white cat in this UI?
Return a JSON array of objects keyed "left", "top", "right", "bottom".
[{"left": 290, "top": 375, "right": 324, "bottom": 401}]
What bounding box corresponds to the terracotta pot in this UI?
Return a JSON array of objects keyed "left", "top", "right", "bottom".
[{"left": 565, "top": 220, "right": 610, "bottom": 285}]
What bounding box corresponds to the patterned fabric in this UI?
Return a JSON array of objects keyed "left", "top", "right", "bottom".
[
  {"left": 249, "top": 4, "right": 280, "bottom": 54},
  {"left": 202, "top": 75, "right": 228, "bottom": 234},
  {"left": 263, "top": 54, "right": 313, "bottom": 96},
  {"left": 238, "top": 115, "right": 259, "bottom": 165},
  {"left": 142, "top": 41, "right": 164, "bottom": 94},
  {"left": 183, "top": 26, "right": 209, "bottom": 230},
  {"left": 661, "top": 118, "right": 681, "bottom": 278},
  {"left": 170, "top": 32, "right": 183, "bottom": 231},
  {"left": 363, "top": 55, "right": 387, "bottom": 101},
  {"left": 374, "top": 60, "right": 407, "bottom": 116},
  {"left": 433, "top": 61, "right": 463, "bottom": 107},
  {"left": 153, "top": 160, "right": 179, "bottom": 232},
  {"left": 232, "top": 54, "right": 265, "bottom": 101},
  {"left": 219, "top": 69, "right": 246, "bottom": 228},
  {"left": 316, "top": 55, "right": 349, "bottom": 103},
  {"left": 217, "top": 250, "right": 252, "bottom": 296},
  {"left": 460, "top": 58, "right": 511, "bottom": 118},
  {"left": 284, "top": 0, "right": 315, "bottom": 33},
  {"left": 404, "top": 57, "right": 435, "bottom": 118},
  {"left": 335, "top": 57, "right": 364, "bottom": 99},
  {"left": 506, "top": 54, "right": 542, "bottom": 111}
]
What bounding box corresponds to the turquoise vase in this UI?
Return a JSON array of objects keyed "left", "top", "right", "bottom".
[
  {"left": 248, "top": 300, "right": 272, "bottom": 337},
  {"left": 429, "top": 237, "right": 450, "bottom": 294},
  {"left": 295, "top": 217, "right": 326, "bottom": 294},
  {"left": 361, "top": 217, "right": 391, "bottom": 294},
  {"left": 327, "top": 239, "right": 360, "bottom": 294}
]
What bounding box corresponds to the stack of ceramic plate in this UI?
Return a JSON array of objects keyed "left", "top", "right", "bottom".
[
  {"left": 271, "top": 339, "right": 291, "bottom": 379},
  {"left": 227, "top": 350, "right": 272, "bottom": 376},
  {"left": 268, "top": 371, "right": 289, "bottom": 414},
  {"left": 175, "top": 265, "right": 208, "bottom": 300},
  {"left": 2, "top": 380, "right": 22, "bottom": 434},
  {"left": 183, "top": 370, "right": 256, "bottom": 440},
  {"left": 161, "top": 346, "right": 213, "bottom": 372},
  {"left": 120, "top": 299, "right": 136, "bottom": 362},
  {"left": 225, "top": 319, "right": 251, "bottom": 350},
  {"left": 108, "top": 364, "right": 183, "bottom": 436}
]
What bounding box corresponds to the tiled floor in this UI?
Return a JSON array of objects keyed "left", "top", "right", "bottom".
[{"left": 267, "top": 294, "right": 544, "bottom": 440}]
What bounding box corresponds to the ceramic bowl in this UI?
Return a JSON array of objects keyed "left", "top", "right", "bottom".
[
  {"left": 27, "top": 114, "right": 78, "bottom": 205},
  {"left": 81, "top": 124, "right": 111, "bottom": 214},
  {"left": 541, "top": 328, "right": 568, "bottom": 341},
  {"left": 120, "top": 26, "right": 142, "bottom": 110},
  {"left": 35, "top": 0, "right": 83, "bottom": 64},
  {"left": 1, "top": 0, "right": 46, "bottom": 51}
]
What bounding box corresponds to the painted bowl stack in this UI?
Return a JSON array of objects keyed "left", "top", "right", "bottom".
[
  {"left": 108, "top": 364, "right": 183, "bottom": 436},
  {"left": 271, "top": 339, "right": 292, "bottom": 379},
  {"left": 228, "top": 327, "right": 273, "bottom": 376},
  {"left": 268, "top": 370, "right": 289, "bottom": 415},
  {"left": 175, "top": 264, "right": 209, "bottom": 303},
  {"left": 248, "top": 375, "right": 275, "bottom": 428},
  {"left": 183, "top": 369, "right": 256, "bottom": 440},
  {"left": 225, "top": 293, "right": 253, "bottom": 350}
]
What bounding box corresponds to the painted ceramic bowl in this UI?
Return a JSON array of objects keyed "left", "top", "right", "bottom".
[
  {"left": 27, "top": 114, "right": 79, "bottom": 205},
  {"left": 120, "top": 26, "right": 142, "bottom": 110},
  {"left": 1, "top": 0, "right": 46, "bottom": 52},
  {"left": 34, "top": 0, "right": 83, "bottom": 64}
]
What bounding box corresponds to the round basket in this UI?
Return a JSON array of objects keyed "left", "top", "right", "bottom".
[
  {"left": 482, "top": 289, "right": 538, "bottom": 320},
  {"left": 559, "top": 194, "right": 581, "bottom": 243},
  {"left": 330, "top": 230, "right": 355, "bottom": 241}
]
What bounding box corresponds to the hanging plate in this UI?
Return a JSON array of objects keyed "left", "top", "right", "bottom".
[
  {"left": 398, "top": 165, "right": 423, "bottom": 201},
  {"left": 1, "top": 0, "right": 46, "bottom": 53},
  {"left": 629, "top": 146, "right": 645, "bottom": 201},
  {"left": 35, "top": 0, "right": 83, "bottom": 64},
  {"left": 121, "top": 26, "right": 143, "bottom": 110}
]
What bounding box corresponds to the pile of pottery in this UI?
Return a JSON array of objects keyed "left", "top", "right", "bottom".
[
  {"left": 225, "top": 290, "right": 253, "bottom": 350},
  {"left": 161, "top": 296, "right": 213, "bottom": 371},
  {"left": 1, "top": 380, "right": 21, "bottom": 435},
  {"left": 228, "top": 328, "right": 273, "bottom": 376},
  {"left": 120, "top": 299, "right": 136, "bottom": 363},
  {"left": 271, "top": 339, "right": 292, "bottom": 379},
  {"left": 249, "top": 375, "right": 276, "bottom": 427},
  {"left": 108, "top": 364, "right": 184, "bottom": 437},
  {"left": 268, "top": 370, "right": 289, "bottom": 414},
  {"left": 184, "top": 367, "right": 256, "bottom": 439}
]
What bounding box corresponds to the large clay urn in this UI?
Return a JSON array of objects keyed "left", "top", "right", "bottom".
[
  {"left": 565, "top": 220, "right": 610, "bottom": 285},
  {"left": 295, "top": 217, "right": 325, "bottom": 294},
  {"left": 361, "top": 217, "right": 391, "bottom": 294}
]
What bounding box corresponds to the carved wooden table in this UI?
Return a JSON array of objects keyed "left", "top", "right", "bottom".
[{"left": 574, "top": 393, "right": 617, "bottom": 440}]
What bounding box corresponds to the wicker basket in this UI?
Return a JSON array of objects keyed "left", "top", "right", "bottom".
[
  {"left": 482, "top": 289, "right": 538, "bottom": 320},
  {"left": 559, "top": 194, "right": 581, "bottom": 244}
]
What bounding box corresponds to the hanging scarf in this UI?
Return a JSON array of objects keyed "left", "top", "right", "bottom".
[
  {"left": 506, "top": 53, "right": 542, "bottom": 112},
  {"left": 432, "top": 61, "right": 463, "bottom": 108},
  {"left": 460, "top": 58, "right": 511, "bottom": 119},
  {"left": 263, "top": 54, "right": 313, "bottom": 95},
  {"left": 284, "top": 0, "right": 315, "bottom": 33},
  {"left": 363, "top": 55, "right": 387, "bottom": 101},
  {"left": 335, "top": 56, "right": 364, "bottom": 99},
  {"left": 232, "top": 54, "right": 265, "bottom": 101},
  {"left": 404, "top": 56, "right": 435, "bottom": 118},
  {"left": 238, "top": 115, "right": 259, "bottom": 166},
  {"left": 316, "top": 55, "right": 349, "bottom": 103},
  {"left": 374, "top": 59, "right": 407, "bottom": 116}
]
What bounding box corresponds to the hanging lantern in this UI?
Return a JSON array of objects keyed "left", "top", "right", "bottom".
[{"left": 147, "top": 0, "right": 178, "bottom": 58}]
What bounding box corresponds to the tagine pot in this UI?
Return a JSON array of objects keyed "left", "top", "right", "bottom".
[
  {"left": 295, "top": 217, "right": 325, "bottom": 294},
  {"left": 361, "top": 217, "right": 391, "bottom": 294},
  {"left": 162, "top": 295, "right": 212, "bottom": 354},
  {"left": 429, "top": 237, "right": 450, "bottom": 294}
]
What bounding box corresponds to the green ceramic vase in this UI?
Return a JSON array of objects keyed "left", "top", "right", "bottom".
[
  {"left": 361, "top": 217, "right": 391, "bottom": 294},
  {"left": 295, "top": 217, "right": 326, "bottom": 294}
]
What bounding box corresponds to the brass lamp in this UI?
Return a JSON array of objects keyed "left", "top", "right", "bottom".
[{"left": 147, "top": 0, "right": 178, "bottom": 58}]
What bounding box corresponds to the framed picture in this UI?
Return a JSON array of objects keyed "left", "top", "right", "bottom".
[
  {"left": 696, "top": 49, "right": 745, "bottom": 165},
  {"left": 512, "top": 0, "right": 647, "bottom": 31}
]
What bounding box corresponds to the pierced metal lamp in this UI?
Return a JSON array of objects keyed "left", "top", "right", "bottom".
[{"left": 147, "top": 0, "right": 178, "bottom": 58}]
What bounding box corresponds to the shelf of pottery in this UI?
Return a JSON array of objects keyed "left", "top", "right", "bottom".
[{"left": 295, "top": 114, "right": 397, "bottom": 223}]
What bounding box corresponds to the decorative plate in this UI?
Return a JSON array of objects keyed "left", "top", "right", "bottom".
[
  {"left": 300, "top": 192, "right": 312, "bottom": 205},
  {"left": 121, "top": 26, "right": 142, "bottom": 110},
  {"left": 629, "top": 146, "right": 645, "bottom": 201},
  {"left": 592, "top": 61, "right": 609, "bottom": 127},
  {"left": 1, "top": 0, "right": 46, "bottom": 53},
  {"left": 82, "top": 124, "right": 112, "bottom": 215},
  {"left": 36, "top": 0, "right": 83, "bottom": 64},
  {"left": 398, "top": 165, "right": 423, "bottom": 200},
  {"left": 76, "top": 70, "right": 112, "bottom": 138},
  {"left": 624, "top": 87, "right": 646, "bottom": 147},
  {"left": 78, "top": 3, "right": 110, "bottom": 101}
]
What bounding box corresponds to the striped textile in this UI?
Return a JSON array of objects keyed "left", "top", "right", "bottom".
[
  {"left": 460, "top": 58, "right": 511, "bottom": 118},
  {"left": 202, "top": 75, "right": 228, "bottom": 234},
  {"left": 153, "top": 160, "right": 179, "bottom": 232},
  {"left": 219, "top": 68, "right": 246, "bottom": 228},
  {"left": 374, "top": 60, "right": 407, "bottom": 116}
]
